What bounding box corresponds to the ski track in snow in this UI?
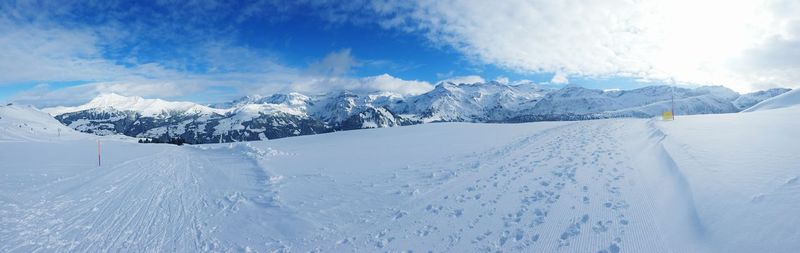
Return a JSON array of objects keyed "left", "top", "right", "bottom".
[
  {"left": 296, "top": 120, "right": 688, "bottom": 252},
  {"left": 4, "top": 110, "right": 796, "bottom": 252},
  {"left": 0, "top": 120, "right": 691, "bottom": 252},
  {"left": 0, "top": 144, "right": 293, "bottom": 252}
]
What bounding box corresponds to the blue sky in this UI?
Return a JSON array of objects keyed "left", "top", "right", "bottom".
[{"left": 0, "top": 0, "right": 797, "bottom": 106}]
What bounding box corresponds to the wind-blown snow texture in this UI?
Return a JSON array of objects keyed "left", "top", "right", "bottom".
[
  {"left": 2, "top": 100, "right": 799, "bottom": 252},
  {"left": 42, "top": 84, "right": 789, "bottom": 144}
]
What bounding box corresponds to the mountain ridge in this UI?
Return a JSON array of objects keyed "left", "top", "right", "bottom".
[{"left": 42, "top": 83, "right": 791, "bottom": 143}]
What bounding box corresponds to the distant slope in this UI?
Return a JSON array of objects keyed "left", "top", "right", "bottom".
[
  {"left": 733, "top": 88, "right": 791, "bottom": 110},
  {"left": 742, "top": 88, "right": 799, "bottom": 112},
  {"left": 0, "top": 104, "right": 84, "bottom": 142}
]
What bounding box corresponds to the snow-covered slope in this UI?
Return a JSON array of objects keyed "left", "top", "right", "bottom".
[
  {"left": 604, "top": 93, "right": 740, "bottom": 118},
  {"left": 733, "top": 88, "right": 791, "bottom": 110},
  {"left": 742, "top": 88, "right": 800, "bottom": 112},
  {"left": 0, "top": 104, "right": 85, "bottom": 142},
  {"left": 2, "top": 104, "right": 798, "bottom": 252},
  {"left": 657, "top": 105, "right": 800, "bottom": 252},
  {"left": 525, "top": 85, "right": 740, "bottom": 117}
]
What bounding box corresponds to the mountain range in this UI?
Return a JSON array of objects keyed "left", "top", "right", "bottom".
[{"left": 42, "top": 82, "right": 790, "bottom": 144}]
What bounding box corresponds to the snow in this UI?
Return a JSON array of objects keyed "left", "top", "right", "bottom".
[
  {"left": 1, "top": 103, "right": 798, "bottom": 252},
  {"left": 233, "top": 103, "right": 306, "bottom": 117},
  {"left": 656, "top": 105, "right": 800, "bottom": 252},
  {"left": 0, "top": 105, "right": 136, "bottom": 143},
  {"left": 43, "top": 93, "right": 226, "bottom": 117},
  {"left": 742, "top": 88, "right": 800, "bottom": 112},
  {"left": 0, "top": 105, "right": 86, "bottom": 142},
  {"left": 732, "top": 88, "right": 791, "bottom": 110},
  {"left": 39, "top": 85, "right": 789, "bottom": 145}
]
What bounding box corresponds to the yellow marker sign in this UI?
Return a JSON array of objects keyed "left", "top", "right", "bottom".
[{"left": 662, "top": 111, "right": 674, "bottom": 121}]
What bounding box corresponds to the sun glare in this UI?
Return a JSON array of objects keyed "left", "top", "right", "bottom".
[{"left": 638, "top": 0, "right": 775, "bottom": 89}]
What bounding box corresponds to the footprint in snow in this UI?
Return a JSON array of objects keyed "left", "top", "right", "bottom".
[
  {"left": 558, "top": 214, "right": 590, "bottom": 247},
  {"left": 597, "top": 243, "right": 621, "bottom": 253},
  {"left": 785, "top": 176, "right": 798, "bottom": 186},
  {"left": 592, "top": 220, "right": 612, "bottom": 233},
  {"left": 751, "top": 194, "right": 765, "bottom": 203},
  {"left": 392, "top": 210, "right": 408, "bottom": 220}
]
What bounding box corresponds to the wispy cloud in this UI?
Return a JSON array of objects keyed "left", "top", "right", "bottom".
[
  {"left": 307, "top": 48, "right": 359, "bottom": 77},
  {"left": 10, "top": 81, "right": 197, "bottom": 107}
]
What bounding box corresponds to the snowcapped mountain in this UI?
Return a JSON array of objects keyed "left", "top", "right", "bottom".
[
  {"left": 391, "top": 81, "right": 548, "bottom": 122},
  {"left": 42, "top": 84, "right": 789, "bottom": 144},
  {"left": 595, "top": 86, "right": 747, "bottom": 118},
  {"left": 45, "top": 93, "right": 225, "bottom": 117},
  {"left": 44, "top": 93, "right": 325, "bottom": 143},
  {"left": 522, "top": 85, "right": 737, "bottom": 117}
]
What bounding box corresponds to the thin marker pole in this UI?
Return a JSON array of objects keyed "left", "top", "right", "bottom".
[
  {"left": 97, "top": 140, "right": 101, "bottom": 167},
  {"left": 671, "top": 84, "right": 675, "bottom": 120}
]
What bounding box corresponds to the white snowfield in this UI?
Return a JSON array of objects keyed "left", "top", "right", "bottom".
[{"left": 1, "top": 102, "right": 798, "bottom": 252}]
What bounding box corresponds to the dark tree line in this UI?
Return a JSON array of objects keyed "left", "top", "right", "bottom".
[{"left": 138, "top": 137, "right": 187, "bottom": 146}]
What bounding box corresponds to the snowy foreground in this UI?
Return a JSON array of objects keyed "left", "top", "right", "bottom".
[{"left": 1, "top": 104, "right": 799, "bottom": 252}]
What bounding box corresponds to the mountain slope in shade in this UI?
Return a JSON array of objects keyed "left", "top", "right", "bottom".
[{"left": 42, "top": 83, "right": 788, "bottom": 144}]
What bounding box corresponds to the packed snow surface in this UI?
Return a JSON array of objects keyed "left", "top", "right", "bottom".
[{"left": 1, "top": 104, "right": 798, "bottom": 252}]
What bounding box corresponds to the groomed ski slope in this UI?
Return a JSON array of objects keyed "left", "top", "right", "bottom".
[{"left": 1, "top": 104, "right": 798, "bottom": 252}]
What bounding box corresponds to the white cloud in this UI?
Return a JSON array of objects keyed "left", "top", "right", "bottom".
[
  {"left": 10, "top": 0, "right": 798, "bottom": 108},
  {"left": 15, "top": 72, "right": 434, "bottom": 107},
  {"left": 550, "top": 72, "right": 569, "bottom": 84},
  {"left": 0, "top": 3, "right": 435, "bottom": 106},
  {"left": 439, "top": 75, "right": 485, "bottom": 85},
  {"left": 0, "top": 17, "right": 432, "bottom": 106},
  {"left": 285, "top": 74, "right": 433, "bottom": 96},
  {"left": 0, "top": 22, "right": 124, "bottom": 84},
  {"left": 366, "top": 0, "right": 800, "bottom": 92},
  {"left": 307, "top": 49, "right": 359, "bottom": 77},
  {"left": 359, "top": 74, "right": 433, "bottom": 95},
  {"left": 493, "top": 76, "right": 509, "bottom": 85},
  {"left": 11, "top": 81, "right": 199, "bottom": 107}
]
